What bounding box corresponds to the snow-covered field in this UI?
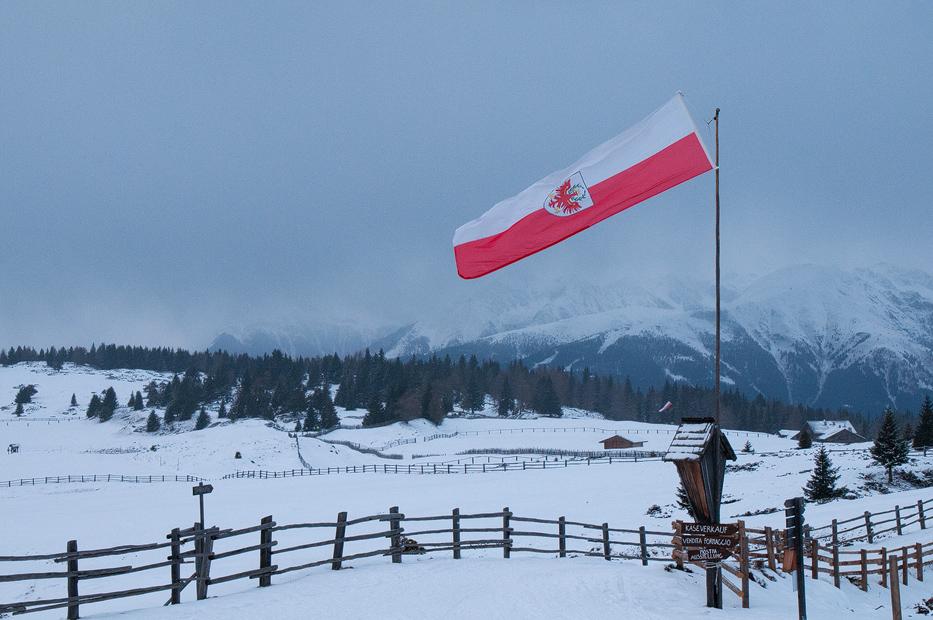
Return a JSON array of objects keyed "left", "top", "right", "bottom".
[{"left": 3, "top": 362, "right": 933, "bottom": 619}]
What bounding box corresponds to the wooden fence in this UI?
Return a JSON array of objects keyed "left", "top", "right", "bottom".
[
  {"left": 0, "top": 507, "right": 676, "bottom": 618},
  {"left": 807, "top": 498, "right": 933, "bottom": 546},
  {"left": 221, "top": 454, "right": 661, "bottom": 480},
  {"left": 1, "top": 474, "right": 202, "bottom": 488}
]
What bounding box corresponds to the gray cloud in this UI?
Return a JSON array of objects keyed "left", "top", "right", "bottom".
[{"left": 2, "top": 1, "right": 931, "bottom": 349}]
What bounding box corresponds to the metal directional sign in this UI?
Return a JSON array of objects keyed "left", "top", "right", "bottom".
[{"left": 687, "top": 548, "right": 731, "bottom": 562}]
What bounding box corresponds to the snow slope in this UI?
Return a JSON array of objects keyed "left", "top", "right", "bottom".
[{"left": 4, "top": 362, "right": 933, "bottom": 619}]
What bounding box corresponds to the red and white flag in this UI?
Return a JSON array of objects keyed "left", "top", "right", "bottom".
[{"left": 453, "top": 93, "right": 714, "bottom": 279}]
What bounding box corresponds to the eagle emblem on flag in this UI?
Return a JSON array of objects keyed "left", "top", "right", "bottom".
[{"left": 544, "top": 172, "right": 593, "bottom": 216}]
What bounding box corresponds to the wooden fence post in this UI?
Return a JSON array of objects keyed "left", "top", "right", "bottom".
[
  {"left": 833, "top": 543, "right": 841, "bottom": 589},
  {"left": 67, "top": 540, "right": 79, "bottom": 620},
  {"left": 169, "top": 528, "right": 182, "bottom": 604},
  {"left": 259, "top": 516, "right": 273, "bottom": 587},
  {"left": 832, "top": 519, "right": 839, "bottom": 548},
  {"left": 881, "top": 548, "right": 888, "bottom": 588},
  {"left": 765, "top": 525, "right": 776, "bottom": 571},
  {"left": 895, "top": 505, "right": 903, "bottom": 536},
  {"left": 503, "top": 507, "right": 511, "bottom": 558},
  {"left": 902, "top": 547, "right": 908, "bottom": 586},
  {"left": 811, "top": 538, "right": 819, "bottom": 580},
  {"left": 639, "top": 526, "right": 648, "bottom": 566},
  {"left": 196, "top": 527, "right": 213, "bottom": 601},
  {"left": 739, "top": 520, "right": 749, "bottom": 609},
  {"left": 861, "top": 549, "right": 868, "bottom": 592},
  {"left": 558, "top": 517, "right": 566, "bottom": 558},
  {"left": 890, "top": 556, "right": 902, "bottom": 620},
  {"left": 602, "top": 523, "right": 610, "bottom": 560},
  {"left": 916, "top": 543, "right": 924, "bottom": 582},
  {"left": 452, "top": 509, "right": 461, "bottom": 559},
  {"left": 865, "top": 511, "right": 874, "bottom": 544},
  {"left": 389, "top": 506, "right": 401, "bottom": 564},
  {"left": 332, "top": 511, "right": 348, "bottom": 570},
  {"left": 919, "top": 500, "right": 926, "bottom": 530}
]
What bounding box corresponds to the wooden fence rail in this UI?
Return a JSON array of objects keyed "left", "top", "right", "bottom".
[
  {"left": 1, "top": 474, "right": 203, "bottom": 488},
  {"left": 0, "top": 506, "right": 684, "bottom": 617},
  {"left": 220, "top": 455, "right": 662, "bottom": 480}
]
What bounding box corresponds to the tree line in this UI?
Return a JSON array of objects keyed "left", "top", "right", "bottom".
[{"left": 2, "top": 343, "right": 924, "bottom": 435}]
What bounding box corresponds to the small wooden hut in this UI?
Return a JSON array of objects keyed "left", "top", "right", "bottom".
[{"left": 599, "top": 435, "right": 644, "bottom": 449}]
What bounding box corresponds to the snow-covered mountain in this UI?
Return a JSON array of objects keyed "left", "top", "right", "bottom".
[{"left": 212, "top": 264, "right": 933, "bottom": 414}]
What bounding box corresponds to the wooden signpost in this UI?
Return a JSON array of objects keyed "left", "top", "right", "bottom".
[{"left": 681, "top": 522, "right": 739, "bottom": 563}]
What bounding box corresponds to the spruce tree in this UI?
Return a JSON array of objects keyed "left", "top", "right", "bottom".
[
  {"left": 99, "top": 387, "right": 118, "bottom": 422},
  {"left": 195, "top": 407, "right": 210, "bottom": 430},
  {"left": 804, "top": 445, "right": 844, "bottom": 502},
  {"left": 363, "top": 394, "right": 385, "bottom": 427},
  {"left": 914, "top": 396, "right": 933, "bottom": 454},
  {"left": 531, "top": 375, "right": 562, "bottom": 418},
  {"left": 675, "top": 483, "right": 694, "bottom": 518},
  {"left": 133, "top": 391, "right": 144, "bottom": 411},
  {"left": 797, "top": 427, "right": 812, "bottom": 449},
  {"left": 86, "top": 394, "right": 101, "bottom": 418},
  {"left": 70, "top": 393, "right": 78, "bottom": 407},
  {"left": 14, "top": 402, "right": 24, "bottom": 416},
  {"left": 498, "top": 377, "right": 515, "bottom": 417},
  {"left": 146, "top": 411, "right": 161, "bottom": 432},
  {"left": 871, "top": 407, "right": 911, "bottom": 483}
]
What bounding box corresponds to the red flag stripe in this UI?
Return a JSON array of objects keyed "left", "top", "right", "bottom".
[{"left": 455, "top": 133, "right": 712, "bottom": 279}]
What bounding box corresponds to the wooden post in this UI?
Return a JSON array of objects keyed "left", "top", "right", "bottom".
[
  {"left": 558, "top": 517, "right": 566, "bottom": 558},
  {"left": 811, "top": 538, "right": 819, "bottom": 580},
  {"left": 67, "top": 540, "right": 79, "bottom": 620},
  {"left": 765, "top": 525, "right": 776, "bottom": 571},
  {"left": 865, "top": 511, "right": 874, "bottom": 544},
  {"left": 453, "top": 509, "right": 461, "bottom": 559},
  {"left": 916, "top": 543, "right": 923, "bottom": 582},
  {"left": 832, "top": 519, "right": 839, "bottom": 549},
  {"left": 902, "top": 547, "right": 908, "bottom": 585},
  {"left": 259, "top": 516, "right": 273, "bottom": 587},
  {"left": 196, "top": 527, "right": 213, "bottom": 601},
  {"left": 389, "top": 506, "right": 401, "bottom": 564},
  {"left": 639, "top": 526, "right": 648, "bottom": 566},
  {"left": 861, "top": 549, "right": 868, "bottom": 592},
  {"left": 881, "top": 548, "right": 888, "bottom": 588},
  {"left": 674, "top": 521, "right": 683, "bottom": 570},
  {"left": 739, "top": 520, "right": 749, "bottom": 609},
  {"left": 895, "top": 505, "right": 903, "bottom": 536},
  {"left": 890, "top": 556, "right": 903, "bottom": 620},
  {"left": 170, "top": 528, "right": 182, "bottom": 604},
  {"left": 833, "top": 543, "right": 841, "bottom": 589},
  {"left": 602, "top": 523, "right": 611, "bottom": 561},
  {"left": 502, "top": 507, "right": 511, "bottom": 559},
  {"left": 919, "top": 500, "right": 926, "bottom": 530},
  {"left": 332, "top": 511, "right": 347, "bottom": 570}
]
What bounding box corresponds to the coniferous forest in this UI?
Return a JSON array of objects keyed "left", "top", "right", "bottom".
[{"left": 0, "top": 344, "right": 902, "bottom": 437}]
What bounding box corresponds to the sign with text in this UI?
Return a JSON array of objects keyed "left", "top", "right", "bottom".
[
  {"left": 687, "top": 548, "right": 731, "bottom": 562},
  {"left": 682, "top": 523, "right": 739, "bottom": 538}
]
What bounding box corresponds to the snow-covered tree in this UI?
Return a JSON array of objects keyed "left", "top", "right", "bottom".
[
  {"left": 804, "top": 445, "right": 844, "bottom": 502},
  {"left": 146, "top": 411, "right": 161, "bottom": 433},
  {"left": 871, "top": 407, "right": 910, "bottom": 483}
]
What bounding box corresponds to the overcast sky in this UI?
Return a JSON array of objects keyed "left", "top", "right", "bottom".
[{"left": 2, "top": 2, "right": 931, "bottom": 350}]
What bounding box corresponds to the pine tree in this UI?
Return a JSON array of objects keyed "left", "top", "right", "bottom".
[
  {"left": 86, "top": 394, "right": 101, "bottom": 418},
  {"left": 70, "top": 393, "right": 78, "bottom": 407},
  {"left": 195, "top": 407, "right": 210, "bottom": 430},
  {"left": 742, "top": 441, "right": 754, "bottom": 453},
  {"left": 804, "top": 445, "right": 844, "bottom": 502},
  {"left": 99, "top": 387, "right": 118, "bottom": 422},
  {"left": 797, "top": 428, "right": 812, "bottom": 449},
  {"left": 498, "top": 377, "right": 515, "bottom": 417},
  {"left": 14, "top": 402, "right": 24, "bottom": 416},
  {"left": 914, "top": 396, "right": 933, "bottom": 454},
  {"left": 675, "top": 483, "right": 694, "bottom": 518},
  {"left": 531, "top": 375, "right": 562, "bottom": 418},
  {"left": 15, "top": 384, "right": 37, "bottom": 405},
  {"left": 363, "top": 394, "right": 385, "bottom": 427},
  {"left": 218, "top": 400, "right": 228, "bottom": 419},
  {"left": 871, "top": 407, "right": 911, "bottom": 483},
  {"left": 133, "top": 391, "right": 144, "bottom": 411},
  {"left": 146, "top": 411, "right": 161, "bottom": 432}
]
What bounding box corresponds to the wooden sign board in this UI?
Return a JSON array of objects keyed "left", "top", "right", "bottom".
[
  {"left": 682, "top": 535, "right": 738, "bottom": 550},
  {"left": 687, "top": 548, "right": 730, "bottom": 562},
  {"left": 682, "top": 522, "right": 739, "bottom": 538}
]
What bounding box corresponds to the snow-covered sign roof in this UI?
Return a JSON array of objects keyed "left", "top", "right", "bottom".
[{"left": 662, "top": 422, "right": 714, "bottom": 461}]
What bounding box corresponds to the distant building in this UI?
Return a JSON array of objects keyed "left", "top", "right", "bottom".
[
  {"left": 790, "top": 420, "right": 866, "bottom": 444},
  {"left": 7, "top": 443, "right": 19, "bottom": 454},
  {"left": 600, "top": 435, "right": 644, "bottom": 450}
]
